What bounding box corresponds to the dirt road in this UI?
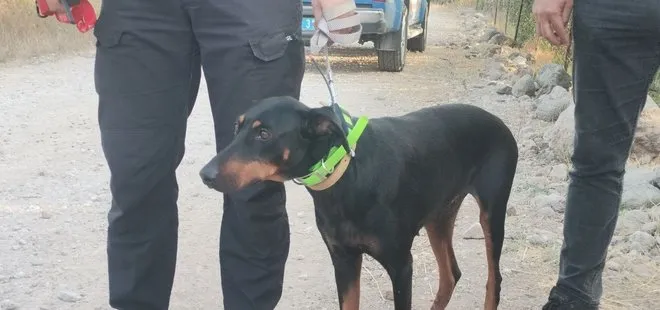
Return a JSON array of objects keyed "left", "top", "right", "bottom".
[{"left": 1, "top": 4, "right": 659, "bottom": 310}]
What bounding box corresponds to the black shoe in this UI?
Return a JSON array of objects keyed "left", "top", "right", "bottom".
[{"left": 542, "top": 286, "right": 599, "bottom": 310}]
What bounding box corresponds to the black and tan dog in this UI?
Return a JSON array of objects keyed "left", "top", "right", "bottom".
[{"left": 200, "top": 96, "right": 518, "bottom": 310}]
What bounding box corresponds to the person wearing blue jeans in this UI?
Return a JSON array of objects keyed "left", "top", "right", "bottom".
[{"left": 533, "top": 0, "right": 660, "bottom": 308}]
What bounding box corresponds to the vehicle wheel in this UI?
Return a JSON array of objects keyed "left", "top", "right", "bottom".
[
  {"left": 377, "top": 7, "right": 408, "bottom": 72},
  {"left": 407, "top": 4, "right": 429, "bottom": 52}
]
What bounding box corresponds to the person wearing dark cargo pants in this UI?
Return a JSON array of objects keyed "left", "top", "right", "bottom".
[
  {"left": 533, "top": 0, "right": 660, "bottom": 308},
  {"left": 92, "top": 0, "right": 304, "bottom": 308}
]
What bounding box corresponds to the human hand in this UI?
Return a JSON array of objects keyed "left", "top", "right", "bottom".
[
  {"left": 532, "top": 0, "right": 573, "bottom": 46},
  {"left": 44, "top": 0, "right": 67, "bottom": 14},
  {"left": 311, "top": 0, "right": 358, "bottom": 34}
]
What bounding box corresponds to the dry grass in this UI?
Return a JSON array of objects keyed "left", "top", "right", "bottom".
[{"left": 0, "top": 0, "right": 101, "bottom": 63}]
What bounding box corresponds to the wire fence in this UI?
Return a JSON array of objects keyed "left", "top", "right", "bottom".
[
  {"left": 473, "top": 0, "right": 573, "bottom": 68},
  {"left": 475, "top": 0, "right": 534, "bottom": 44},
  {"left": 468, "top": 0, "right": 660, "bottom": 100}
]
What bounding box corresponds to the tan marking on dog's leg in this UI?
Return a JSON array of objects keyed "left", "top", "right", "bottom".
[
  {"left": 341, "top": 255, "right": 362, "bottom": 310},
  {"left": 426, "top": 213, "right": 459, "bottom": 310},
  {"left": 477, "top": 198, "right": 498, "bottom": 310},
  {"left": 238, "top": 114, "right": 245, "bottom": 124},
  {"left": 252, "top": 120, "right": 261, "bottom": 128}
]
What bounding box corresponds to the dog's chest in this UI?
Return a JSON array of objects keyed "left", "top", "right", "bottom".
[{"left": 321, "top": 221, "right": 380, "bottom": 254}]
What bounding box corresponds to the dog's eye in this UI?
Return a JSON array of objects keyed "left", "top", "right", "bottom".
[{"left": 255, "top": 128, "right": 272, "bottom": 141}]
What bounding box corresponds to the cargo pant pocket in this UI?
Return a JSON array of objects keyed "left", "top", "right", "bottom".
[{"left": 247, "top": 30, "right": 305, "bottom": 100}]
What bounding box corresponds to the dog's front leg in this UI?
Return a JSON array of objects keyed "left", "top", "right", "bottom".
[
  {"left": 328, "top": 247, "right": 363, "bottom": 310},
  {"left": 382, "top": 252, "right": 413, "bottom": 310}
]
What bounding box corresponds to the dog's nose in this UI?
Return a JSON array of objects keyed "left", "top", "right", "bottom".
[{"left": 199, "top": 166, "right": 217, "bottom": 188}]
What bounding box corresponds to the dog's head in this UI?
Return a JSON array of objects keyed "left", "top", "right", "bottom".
[{"left": 200, "top": 96, "right": 350, "bottom": 193}]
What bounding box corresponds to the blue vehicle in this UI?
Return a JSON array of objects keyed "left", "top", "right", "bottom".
[{"left": 301, "top": 0, "right": 431, "bottom": 72}]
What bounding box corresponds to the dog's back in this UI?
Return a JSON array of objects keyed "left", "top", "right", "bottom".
[
  {"left": 370, "top": 103, "right": 516, "bottom": 164},
  {"left": 351, "top": 103, "right": 518, "bottom": 207}
]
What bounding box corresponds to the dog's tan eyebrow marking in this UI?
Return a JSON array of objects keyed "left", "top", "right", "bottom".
[
  {"left": 252, "top": 120, "right": 262, "bottom": 128},
  {"left": 238, "top": 114, "right": 245, "bottom": 124},
  {"left": 282, "top": 148, "right": 290, "bottom": 161}
]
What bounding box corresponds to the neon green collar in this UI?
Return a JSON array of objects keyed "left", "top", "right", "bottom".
[{"left": 294, "top": 111, "right": 369, "bottom": 188}]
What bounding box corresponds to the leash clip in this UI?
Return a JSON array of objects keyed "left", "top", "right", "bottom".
[{"left": 308, "top": 48, "right": 353, "bottom": 152}]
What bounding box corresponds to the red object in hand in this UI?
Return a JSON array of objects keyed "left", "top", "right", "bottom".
[{"left": 36, "top": 0, "right": 97, "bottom": 33}]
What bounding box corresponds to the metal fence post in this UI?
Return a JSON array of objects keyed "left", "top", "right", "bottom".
[
  {"left": 504, "top": 0, "right": 509, "bottom": 35},
  {"left": 513, "top": 0, "right": 524, "bottom": 45},
  {"left": 494, "top": 0, "right": 499, "bottom": 26}
]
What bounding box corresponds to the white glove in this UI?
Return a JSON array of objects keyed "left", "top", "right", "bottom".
[{"left": 309, "top": 1, "right": 363, "bottom": 54}]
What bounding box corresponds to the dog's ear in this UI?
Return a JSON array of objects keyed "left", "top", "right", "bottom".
[{"left": 304, "top": 106, "right": 352, "bottom": 152}]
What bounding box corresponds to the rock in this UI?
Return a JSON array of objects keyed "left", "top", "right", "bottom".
[
  {"left": 536, "top": 63, "right": 572, "bottom": 95},
  {"left": 631, "top": 260, "right": 655, "bottom": 276},
  {"left": 511, "top": 74, "right": 536, "bottom": 98},
  {"left": 57, "top": 291, "right": 82, "bottom": 303},
  {"left": 491, "top": 54, "right": 508, "bottom": 64},
  {"left": 462, "top": 222, "right": 484, "bottom": 239},
  {"left": 496, "top": 85, "right": 512, "bottom": 95},
  {"left": 507, "top": 206, "right": 518, "bottom": 216},
  {"left": 480, "top": 60, "right": 506, "bottom": 80},
  {"left": 40, "top": 211, "right": 52, "bottom": 219},
  {"left": 543, "top": 103, "right": 575, "bottom": 160},
  {"left": 508, "top": 51, "right": 534, "bottom": 62},
  {"left": 620, "top": 167, "right": 660, "bottom": 210},
  {"left": 488, "top": 33, "right": 508, "bottom": 45},
  {"left": 548, "top": 164, "right": 568, "bottom": 181},
  {"left": 475, "top": 43, "right": 502, "bottom": 58},
  {"left": 479, "top": 27, "right": 499, "bottom": 42},
  {"left": 535, "top": 166, "right": 552, "bottom": 177},
  {"left": 640, "top": 95, "right": 660, "bottom": 115},
  {"left": 11, "top": 271, "right": 26, "bottom": 280},
  {"left": 615, "top": 209, "right": 651, "bottom": 236},
  {"left": 628, "top": 231, "right": 658, "bottom": 253},
  {"left": 511, "top": 55, "right": 528, "bottom": 66},
  {"left": 651, "top": 206, "right": 660, "bottom": 221},
  {"left": 537, "top": 206, "right": 557, "bottom": 218},
  {"left": 533, "top": 193, "right": 566, "bottom": 213},
  {"left": 527, "top": 229, "right": 555, "bottom": 246},
  {"left": 630, "top": 96, "right": 660, "bottom": 164},
  {"left": 534, "top": 86, "right": 572, "bottom": 122},
  {"left": 1, "top": 300, "right": 19, "bottom": 310},
  {"left": 520, "top": 140, "right": 540, "bottom": 157},
  {"left": 641, "top": 222, "right": 658, "bottom": 235},
  {"left": 520, "top": 126, "right": 540, "bottom": 139},
  {"left": 607, "top": 261, "right": 621, "bottom": 271},
  {"left": 510, "top": 66, "right": 535, "bottom": 82}
]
